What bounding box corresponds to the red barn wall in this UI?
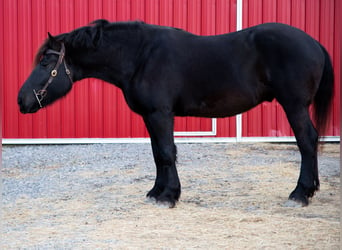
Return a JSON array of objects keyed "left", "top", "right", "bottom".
[{"left": 1, "top": 0, "right": 339, "bottom": 141}]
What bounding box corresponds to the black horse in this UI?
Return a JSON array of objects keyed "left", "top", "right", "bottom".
[{"left": 18, "top": 20, "right": 334, "bottom": 208}]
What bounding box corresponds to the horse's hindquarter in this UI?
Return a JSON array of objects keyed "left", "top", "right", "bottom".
[{"left": 251, "top": 23, "right": 325, "bottom": 103}]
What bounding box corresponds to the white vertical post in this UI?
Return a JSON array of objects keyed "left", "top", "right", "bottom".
[
  {"left": 236, "top": 0, "right": 243, "bottom": 142},
  {"left": 236, "top": 0, "right": 243, "bottom": 31},
  {"left": 212, "top": 118, "right": 217, "bottom": 135},
  {"left": 236, "top": 116, "right": 242, "bottom": 142}
]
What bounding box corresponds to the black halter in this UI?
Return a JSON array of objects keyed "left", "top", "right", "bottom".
[{"left": 33, "top": 43, "right": 72, "bottom": 108}]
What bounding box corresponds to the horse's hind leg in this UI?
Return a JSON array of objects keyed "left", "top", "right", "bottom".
[{"left": 282, "top": 104, "right": 319, "bottom": 206}]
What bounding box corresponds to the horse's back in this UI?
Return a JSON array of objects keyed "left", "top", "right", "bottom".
[{"left": 137, "top": 23, "right": 326, "bottom": 117}]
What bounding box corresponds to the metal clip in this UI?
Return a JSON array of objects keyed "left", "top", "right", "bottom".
[{"left": 33, "top": 89, "right": 47, "bottom": 108}]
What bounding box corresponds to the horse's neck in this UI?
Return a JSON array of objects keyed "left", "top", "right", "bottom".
[{"left": 74, "top": 29, "right": 147, "bottom": 88}]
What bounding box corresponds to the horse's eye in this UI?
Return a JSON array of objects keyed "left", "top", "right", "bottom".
[{"left": 40, "top": 57, "right": 50, "bottom": 67}]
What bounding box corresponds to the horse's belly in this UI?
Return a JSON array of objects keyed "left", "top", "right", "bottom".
[{"left": 175, "top": 94, "right": 257, "bottom": 118}]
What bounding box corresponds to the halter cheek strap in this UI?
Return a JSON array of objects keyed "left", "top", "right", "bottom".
[{"left": 33, "top": 43, "right": 73, "bottom": 108}]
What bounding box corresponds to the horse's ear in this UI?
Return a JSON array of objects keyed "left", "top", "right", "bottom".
[
  {"left": 47, "top": 32, "right": 60, "bottom": 49},
  {"left": 48, "top": 32, "right": 58, "bottom": 42}
]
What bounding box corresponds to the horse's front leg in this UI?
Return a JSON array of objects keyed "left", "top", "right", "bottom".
[{"left": 143, "top": 111, "right": 181, "bottom": 208}]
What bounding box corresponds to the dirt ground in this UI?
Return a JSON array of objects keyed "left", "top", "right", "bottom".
[{"left": 2, "top": 142, "right": 340, "bottom": 249}]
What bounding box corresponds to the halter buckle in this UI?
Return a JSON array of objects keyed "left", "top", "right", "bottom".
[{"left": 51, "top": 69, "right": 57, "bottom": 77}]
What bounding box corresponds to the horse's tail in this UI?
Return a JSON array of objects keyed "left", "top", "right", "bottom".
[{"left": 313, "top": 43, "right": 334, "bottom": 137}]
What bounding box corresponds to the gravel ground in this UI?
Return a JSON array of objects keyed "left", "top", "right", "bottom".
[{"left": 1, "top": 142, "right": 340, "bottom": 249}]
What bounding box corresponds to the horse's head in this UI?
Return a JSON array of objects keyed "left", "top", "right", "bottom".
[
  {"left": 18, "top": 19, "right": 144, "bottom": 113},
  {"left": 18, "top": 33, "right": 73, "bottom": 113}
]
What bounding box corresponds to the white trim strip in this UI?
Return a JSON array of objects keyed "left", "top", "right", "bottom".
[
  {"left": 2, "top": 138, "right": 151, "bottom": 144},
  {"left": 2, "top": 136, "right": 339, "bottom": 145},
  {"left": 235, "top": 0, "right": 243, "bottom": 142},
  {"left": 174, "top": 118, "right": 217, "bottom": 136}
]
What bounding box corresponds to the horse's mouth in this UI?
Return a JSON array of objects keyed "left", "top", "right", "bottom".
[
  {"left": 19, "top": 104, "right": 40, "bottom": 114},
  {"left": 18, "top": 96, "right": 40, "bottom": 114}
]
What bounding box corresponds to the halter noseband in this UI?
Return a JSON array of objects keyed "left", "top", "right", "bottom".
[{"left": 33, "top": 43, "right": 73, "bottom": 108}]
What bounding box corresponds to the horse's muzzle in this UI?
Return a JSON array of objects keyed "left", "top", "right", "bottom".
[{"left": 17, "top": 92, "right": 40, "bottom": 114}]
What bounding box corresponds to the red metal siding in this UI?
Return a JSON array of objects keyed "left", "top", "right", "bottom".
[
  {"left": 242, "top": 0, "right": 340, "bottom": 137},
  {"left": 1, "top": 0, "right": 339, "bottom": 140},
  {"left": 333, "top": 0, "right": 340, "bottom": 136}
]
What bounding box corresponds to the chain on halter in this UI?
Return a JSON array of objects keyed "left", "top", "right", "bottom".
[{"left": 33, "top": 43, "right": 73, "bottom": 108}]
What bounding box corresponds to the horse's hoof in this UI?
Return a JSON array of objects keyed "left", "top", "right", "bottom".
[
  {"left": 145, "top": 196, "right": 157, "bottom": 204},
  {"left": 146, "top": 185, "right": 180, "bottom": 208},
  {"left": 145, "top": 196, "right": 176, "bottom": 208},
  {"left": 283, "top": 199, "right": 305, "bottom": 208},
  {"left": 288, "top": 190, "right": 310, "bottom": 207},
  {"left": 287, "top": 183, "right": 318, "bottom": 207},
  {"left": 158, "top": 200, "right": 176, "bottom": 208}
]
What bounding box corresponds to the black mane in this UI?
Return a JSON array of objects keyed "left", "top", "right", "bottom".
[{"left": 33, "top": 19, "right": 144, "bottom": 67}]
